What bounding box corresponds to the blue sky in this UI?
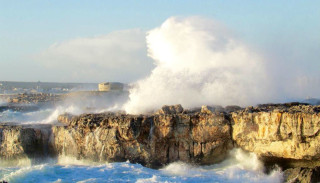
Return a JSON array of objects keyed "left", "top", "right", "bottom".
[{"left": 0, "top": 0, "right": 319, "bottom": 82}]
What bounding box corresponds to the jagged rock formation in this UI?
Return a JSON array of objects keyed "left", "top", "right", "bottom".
[
  {"left": 284, "top": 167, "right": 320, "bottom": 183},
  {"left": 51, "top": 110, "right": 233, "bottom": 168},
  {"left": 0, "top": 123, "right": 52, "bottom": 166},
  {"left": 232, "top": 104, "right": 320, "bottom": 166},
  {"left": 1, "top": 103, "right": 320, "bottom": 182}
]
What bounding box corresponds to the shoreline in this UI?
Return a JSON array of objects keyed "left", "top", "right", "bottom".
[{"left": 1, "top": 103, "right": 320, "bottom": 182}]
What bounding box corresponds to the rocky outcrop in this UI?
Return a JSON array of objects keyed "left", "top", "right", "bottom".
[
  {"left": 232, "top": 104, "right": 320, "bottom": 167},
  {"left": 1, "top": 103, "right": 320, "bottom": 182},
  {"left": 0, "top": 105, "right": 40, "bottom": 113},
  {"left": 56, "top": 113, "right": 74, "bottom": 125},
  {"left": 284, "top": 167, "right": 320, "bottom": 183},
  {"left": 155, "top": 104, "right": 184, "bottom": 115},
  {"left": 0, "top": 106, "right": 233, "bottom": 168},
  {"left": 52, "top": 110, "right": 233, "bottom": 168},
  {"left": 0, "top": 123, "right": 52, "bottom": 166},
  {"left": 7, "top": 93, "right": 61, "bottom": 104}
]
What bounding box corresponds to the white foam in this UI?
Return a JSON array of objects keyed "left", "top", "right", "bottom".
[
  {"left": 52, "top": 179, "right": 62, "bottom": 183},
  {"left": 0, "top": 157, "right": 32, "bottom": 168},
  {"left": 39, "top": 105, "right": 83, "bottom": 124},
  {"left": 56, "top": 155, "right": 105, "bottom": 166},
  {"left": 0, "top": 164, "right": 47, "bottom": 182},
  {"left": 124, "top": 16, "right": 272, "bottom": 114},
  {"left": 76, "top": 178, "right": 97, "bottom": 183},
  {"left": 160, "top": 149, "right": 283, "bottom": 183},
  {"left": 0, "top": 152, "right": 283, "bottom": 183},
  {"left": 136, "top": 175, "right": 160, "bottom": 183}
]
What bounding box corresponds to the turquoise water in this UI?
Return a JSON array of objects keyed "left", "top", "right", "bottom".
[{"left": 0, "top": 150, "right": 283, "bottom": 183}]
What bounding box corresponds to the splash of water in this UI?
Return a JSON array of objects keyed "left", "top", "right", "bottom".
[
  {"left": 161, "top": 148, "right": 283, "bottom": 183},
  {"left": 0, "top": 91, "right": 129, "bottom": 124},
  {"left": 124, "top": 16, "right": 272, "bottom": 114},
  {"left": 0, "top": 149, "right": 283, "bottom": 183},
  {"left": 0, "top": 105, "right": 83, "bottom": 124}
]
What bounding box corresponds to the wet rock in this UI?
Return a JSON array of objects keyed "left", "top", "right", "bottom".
[
  {"left": 57, "top": 113, "right": 74, "bottom": 125},
  {"left": 0, "top": 124, "right": 52, "bottom": 165},
  {"left": 51, "top": 110, "right": 233, "bottom": 168},
  {"left": 232, "top": 104, "right": 320, "bottom": 165},
  {"left": 284, "top": 167, "right": 320, "bottom": 183},
  {"left": 225, "top": 105, "right": 242, "bottom": 112},
  {"left": 200, "top": 105, "right": 225, "bottom": 114},
  {"left": 156, "top": 104, "right": 184, "bottom": 115},
  {"left": 7, "top": 93, "right": 62, "bottom": 104},
  {"left": 201, "top": 105, "right": 215, "bottom": 114}
]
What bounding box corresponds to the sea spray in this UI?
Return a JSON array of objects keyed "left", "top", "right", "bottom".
[
  {"left": 0, "top": 91, "right": 129, "bottom": 125},
  {"left": 0, "top": 149, "right": 283, "bottom": 183},
  {"left": 124, "top": 16, "right": 272, "bottom": 114},
  {"left": 160, "top": 148, "right": 283, "bottom": 183}
]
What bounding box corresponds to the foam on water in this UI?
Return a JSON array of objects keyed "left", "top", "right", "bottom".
[
  {"left": 56, "top": 156, "right": 104, "bottom": 167},
  {"left": 160, "top": 149, "right": 283, "bottom": 183},
  {"left": 0, "top": 98, "right": 7, "bottom": 106},
  {"left": 0, "top": 149, "right": 283, "bottom": 183}
]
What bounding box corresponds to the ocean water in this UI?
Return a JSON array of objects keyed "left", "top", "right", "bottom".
[
  {"left": 0, "top": 105, "right": 104, "bottom": 124},
  {"left": 0, "top": 150, "right": 283, "bottom": 183},
  {"left": 0, "top": 105, "right": 284, "bottom": 182}
]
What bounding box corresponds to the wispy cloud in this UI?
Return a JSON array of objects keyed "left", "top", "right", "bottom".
[{"left": 36, "top": 29, "right": 154, "bottom": 83}]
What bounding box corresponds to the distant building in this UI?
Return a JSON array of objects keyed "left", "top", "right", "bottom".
[{"left": 98, "top": 82, "right": 124, "bottom": 92}]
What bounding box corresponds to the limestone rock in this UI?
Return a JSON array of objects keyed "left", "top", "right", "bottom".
[
  {"left": 225, "top": 105, "right": 242, "bottom": 112},
  {"left": 57, "top": 113, "right": 74, "bottom": 125},
  {"left": 284, "top": 167, "right": 320, "bottom": 183},
  {"left": 232, "top": 104, "right": 320, "bottom": 165},
  {"left": 201, "top": 105, "right": 215, "bottom": 114},
  {"left": 200, "top": 105, "right": 225, "bottom": 114},
  {"left": 156, "top": 104, "right": 184, "bottom": 115},
  {"left": 0, "top": 124, "right": 52, "bottom": 166},
  {"left": 50, "top": 110, "right": 233, "bottom": 168}
]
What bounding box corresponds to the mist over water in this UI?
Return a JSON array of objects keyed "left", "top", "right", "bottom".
[
  {"left": 0, "top": 92, "right": 129, "bottom": 124},
  {"left": 123, "top": 16, "right": 320, "bottom": 114},
  {"left": 124, "top": 17, "right": 272, "bottom": 114}
]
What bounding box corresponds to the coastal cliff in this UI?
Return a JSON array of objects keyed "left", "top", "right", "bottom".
[
  {"left": 232, "top": 104, "right": 320, "bottom": 165},
  {"left": 52, "top": 105, "right": 233, "bottom": 168},
  {"left": 1, "top": 103, "right": 320, "bottom": 182}
]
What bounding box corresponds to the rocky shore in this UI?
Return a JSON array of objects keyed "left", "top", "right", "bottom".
[
  {"left": 1, "top": 103, "right": 320, "bottom": 182},
  {"left": 6, "top": 93, "right": 62, "bottom": 104}
]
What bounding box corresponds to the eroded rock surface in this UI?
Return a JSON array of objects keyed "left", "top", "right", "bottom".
[
  {"left": 53, "top": 109, "right": 233, "bottom": 168},
  {"left": 284, "top": 167, "right": 320, "bottom": 183},
  {"left": 0, "top": 124, "right": 52, "bottom": 166},
  {"left": 232, "top": 104, "right": 320, "bottom": 166}
]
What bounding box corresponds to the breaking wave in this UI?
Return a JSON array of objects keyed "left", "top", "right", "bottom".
[
  {"left": 124, "top": 16, "right": 272, "bottom": 114},
  {"left": 0, "top": 149, "right": 283, "bottom": 183}
]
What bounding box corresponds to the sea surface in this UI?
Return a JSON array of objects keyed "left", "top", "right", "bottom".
[
  {"left": 0, "top": 153, "right": 283, "bottom": 183},
  {"left": 0, "top": 102, "right": 284, "bottom": 183}
]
